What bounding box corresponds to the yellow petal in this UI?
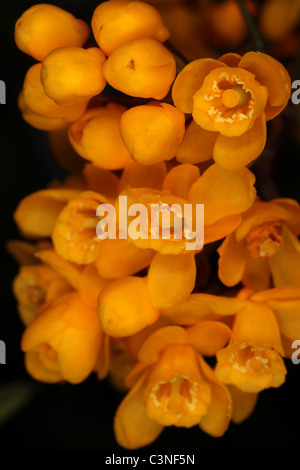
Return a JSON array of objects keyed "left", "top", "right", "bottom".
[
  {"left": 239, "top": 51, "right": 291, "bottom": 118},
  {"left": 94, "top": 238, "right": 154, "bottom": 279},
  {"left": 228, "top": 385, "right": 258, "bottom": 424},
  {"left": 114, "top": 373, "right": 164, "bottom": 449},
  {"left": 213, "top": 114, "right": 267, "bottom": 170},
  {"left": 187, "top": 321, "right": 231, "bottom": 356},
  {"left": 218, "top": 232, "right": 247, "bottom": 286},
  {"left": 188, "top": 163, "right": 256, "bottom": 225},
  {"left": 172, "top": 58, "right": 225, "bottom": 113},
  {"left": 269, "top": 225, "right": 300, "bottom": 287},
  {"left": 137, "top": 326, "right": 188, "bottom": 365},
  {"left": 162, "top": 163, "right": 200, "bottom": 200},
  {"left": 163, "top": 293, "right": 245, "bottom": 325},
  {"left": 198, "top": 356, "right": 232, "bottom": 437},
  {"left": 146, "top": 253, "right": 196, "bottom": 309},
  {"left": 176, "top": 120, "right": 217, "bottom": 164},
  {"left": 98, "top": 276, "right": 160, "bottom": 337}
]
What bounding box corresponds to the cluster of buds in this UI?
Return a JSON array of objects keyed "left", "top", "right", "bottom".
[{"left": 10, "top": 0, "right": 300, "bottom": 450}]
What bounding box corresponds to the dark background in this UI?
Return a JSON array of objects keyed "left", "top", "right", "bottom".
[{"left": 0, "top": 0, "right": 300, "bottom": 453}]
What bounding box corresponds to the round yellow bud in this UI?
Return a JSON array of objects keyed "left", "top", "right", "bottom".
[
  {"left": 15, "top": 4, "right": 90, "bottom": 61},
  {"left": 68, "top": 104, "right": 133, "bottom": 170},
  {"left": 120, "top": 102, "right": 185, "bottom": 164},
  {"left": 103, "top": 38, "right": 176, "bottom": 99},
  {"left": 18, "top": 91, "right": 69, "bottom": 131},
  {"left": 23, "top": 63, "right": 87, "bottom": 121},
  {"left": 41, "top": 47, "right": 107, "bottom": 107},
  {"left": 91, "top": 0, "right": 170, "bottom": 56}
]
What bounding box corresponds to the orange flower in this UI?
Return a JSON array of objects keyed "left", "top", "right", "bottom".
[
  {"left": 120, "top": 101, "right": 185, "bottom": 165},
  {"left": 14, "top": 4, "right": 90, "bottom": 61},
  {"left": 18, "top": 91, "right": 69, "bottom": 131},
  {"left": 52, "top": 191, "right": 110, "bottom": 264},
  {"left": 164, "top": 288, "right": 295, "bottom": 393},
  {"left": 13, "top": 188, "right": 81, "bottom": 238},
  {"left": 218, "top": 198, "right": 300, "bottom": 291},
  {"left": 22, "top": 64, "right": 87, "bottom": 121},
  {"left": 91, "top": 0, "right": 170, "bottom": 56},
  {"left": 114, "top": 324, "right": 232, "bottom": 449},
  {"left": 21, "top": 292, "right": 103, "bottom": 384},
  {"left": 68, "top": 104, "right": 133, "bottom": 170},
  {"left": 98, "top": 276, "right": 160, "bottom": 337},
  {"left": 13, "top": 264, "right": 73, "bottom": 326},
  {"left": 188, "top": 163, "right": 257, "bottom": 244},
  {"left": 173, "top": 51, "right": 291, "bottom": 169},
  {"left": 41, "top": 47, "right": 107, "bottom": 107}
]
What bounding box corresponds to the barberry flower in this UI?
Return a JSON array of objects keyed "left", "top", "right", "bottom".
[
  {"left": 41, "top": 47, "right": 107, "bottom": 106},
  {"left": 98, "top": 276, "right": 160, "bottom": 337},
  {"left": 173, "top": 51, "right": 291, "bottom": 169},
  {"left": 91, "top": 0, "right": 170, "bottom": 56},
  {"left": 14, "top": 4, "right": 90, "bottom": 61},
  {"left": 14, "top": 188, "right": 81, "bottom": 238},
  {"left": 218, "top": 198, "right": 300, "bottom": 290},
  {"left": 68, "top": 104, "right": 133, "bottom": 170},
  {"left": 23, "top": 64, "right": 87, "bottom": 121},
  {"left": 103, "top": 38, "right": 176, "bottom": 99},
  {"left": 21, "top": 292, "right": 103, "bottom": 384},
  {"left": 120, "top": 102, "right": 185, "bottom": 165},
  {"left": 114, "top": 324, "right": 232, "bottom": 449},
  {"left": 52, "top": 191, "right": 109, "bottom": 264},
  {"left": 13, "top": 264, "right": 73, "bottom": 325}
]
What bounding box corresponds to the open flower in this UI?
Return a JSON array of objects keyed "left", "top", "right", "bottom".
[
  {"left": 218, "top": 198, "right": 300, "bottom": 291},
  {"left": 114, "top": 324, "right": 232, "bottom": 449},
  {"left": 52, "top": 191, "right": 110, "bottom": 264},
  {"left": 21, "top": 292, "right": 103, "bottom": 384},
  {"left": 173, "top": 51, "right": 291, "bottom": 169},
  {"left": 13, "top": 264, "right": 73, "bottom": 326},
  {"left": 163, "top": 287, "right": 295, "bottom": 393}
]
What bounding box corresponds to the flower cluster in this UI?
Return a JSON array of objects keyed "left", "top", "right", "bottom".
[{"left": 10, "top": 0, "right": 300, "bottom": 450}]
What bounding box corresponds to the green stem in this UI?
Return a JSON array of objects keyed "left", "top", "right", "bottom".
[{"left": 236, "top": 0, "right": 266, "bottom": 53}]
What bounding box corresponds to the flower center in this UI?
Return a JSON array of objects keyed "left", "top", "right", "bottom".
[
  {"left": 146, "top": 373, "right": 211, "bottom": 427},
  {"left": 246, "top": 221, "right": 283, "bottom": 259},
  {"left": 222, "top": 85, "right": 249, "bottom": 108}
]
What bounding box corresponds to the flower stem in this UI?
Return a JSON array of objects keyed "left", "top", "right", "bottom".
[{"left": 236, "top": 0, "right": 266, "bottom": 53}]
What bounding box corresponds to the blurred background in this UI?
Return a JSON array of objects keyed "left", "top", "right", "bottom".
[{"left": 0, "top": 0, "right": 300, "bottom": 452}]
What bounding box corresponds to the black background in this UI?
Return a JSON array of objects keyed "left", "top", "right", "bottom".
[{"left": 0, "top": 0, "right": 300, "bottom": 453}]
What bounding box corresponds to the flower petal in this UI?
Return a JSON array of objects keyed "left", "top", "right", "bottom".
[
  {"left": 228, "top": 385, "right": 258, "bottom": 424},
  {"left": 189, "top": 163, "right": 256, "bottom": 225},
  {"left": 213, "top": 114, "right": 267, "bottom": 170},
  {"left": 95, "top": 238, "right": 154, "bottom": 279},
  {"left": 162, "top": 163, "right": 200, "bottom": 199},
  {"left": 146, "top": 253, "right": 196, "bottom": 309},
  {"left": 137, "top": 326, "right": 188, "bottom": 365},
  {"left": 187, "top": 321, "right": 231, "bottom": 356},
  {"left": 238, "top": 51, "right": 291, "bottom": 116},
  {"left": 114, "top": 373, "right": 164, "bottom": 449},
  {"left": 172, "top": 58, "right": 225, "bottom": 113},
  {"left": 176, "top": 120, "right": 217, "bottom": 164},
  {"left": 98, "top": 276, "right": 160, "bottom": 337},
  {"left": 198, "top": 356, "right": 232, "bottom": 437},
  {"left": 269, "top": 225, "right": 300, "bottom": 287},
  {"left": 218, "top": 232, "right": 247, "bottom": 286}
]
